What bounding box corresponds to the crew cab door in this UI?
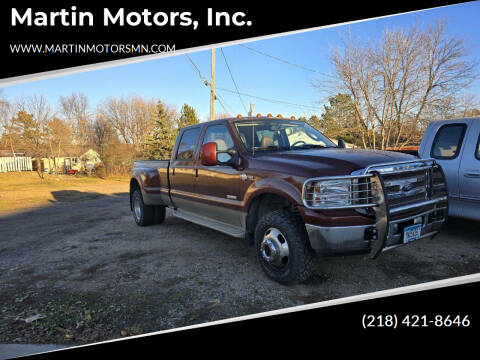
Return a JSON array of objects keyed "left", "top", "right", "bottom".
[
  {"left": 169, "top": 126, "right": 202, "bottom": 208},
  {"left": 458, "top": 119, "right": 480, "bottom": 206},
  {"left": 193, "top": 124, "right": 245, "bottom": 229}
]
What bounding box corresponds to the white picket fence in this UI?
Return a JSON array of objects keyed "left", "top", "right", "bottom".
[{"left": 0, "top": 156, "right": 33, "bottom": 172}]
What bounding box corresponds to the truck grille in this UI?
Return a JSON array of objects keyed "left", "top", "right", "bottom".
[
  {"left": 364, "top": 160, "right": 448, "bottom": 253},
  {"left": 363, "top": 160, "right": 448, "bottom": 217},
  {"left": 382, "top": 169, "right": 428, "bottom": 210}
]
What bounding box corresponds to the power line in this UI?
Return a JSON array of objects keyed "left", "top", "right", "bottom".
[
  {"left": 220, "top": 48, "right": 248, "bottom": 114},
  {"left": 240, "top": 44, "right": 331, "bottom": 77},
  {"left": 185, "top": 54, "right": 320, "bottom": 113},
  {"left": 216, "top": 86, "right": 323, "bottom": 111},
  {"left": 185, "top": 54, "right": 208, "bottom": 83},
  {"left": 185, "top": 54, "right": 233, "bottom": 115},
  {"left": 216, "top": 96, "right": 229, "bottom": 115},
  {"left": 215, "top": 92, "right": 233, "bottom": 114}
]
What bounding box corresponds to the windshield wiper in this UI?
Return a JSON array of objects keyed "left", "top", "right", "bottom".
[
  {"left": 252, "top": 144, "right": 329, "bottom": 152},
  {"left": 252, "top": 145, "right": 290, "bottom": 151},
  {"left": 291, "top": 144, "right": 328, "bottom": 149}
]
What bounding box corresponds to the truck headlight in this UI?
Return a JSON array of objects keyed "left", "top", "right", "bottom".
[
  {"left": 302, "top": 176, "right": 377, "bottom": 209},
  {"left": 303, "top": 179, "right": 351, "bottom": 208}
]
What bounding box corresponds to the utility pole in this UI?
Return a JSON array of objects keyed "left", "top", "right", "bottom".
[
  {"left": 249, "top": 102, "right": 255, "bottom": 117},
  {"left": 210, "top": 48, "right": 215, "bottom": 121}
]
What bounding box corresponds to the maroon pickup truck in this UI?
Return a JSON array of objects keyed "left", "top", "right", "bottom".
[{"left": 130, "top": 116, "right": 448, "bottom": 284}]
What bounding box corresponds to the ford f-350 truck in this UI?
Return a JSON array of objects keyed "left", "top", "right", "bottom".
[{"left": 130, "top": 116, "right": 448, "bottom": 284}]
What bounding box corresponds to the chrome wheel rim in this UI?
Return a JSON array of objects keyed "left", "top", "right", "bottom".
[
  {"left": 260, "top": 227, "right": 289, "bottom": 269},
  {"left": 133, "top": 195, "right": 142, "bottom": 221}
]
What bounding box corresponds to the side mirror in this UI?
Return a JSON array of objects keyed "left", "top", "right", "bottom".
[
  {"left": 337, "top": 138, "right": 346, "bottom": 149},
  {"left": 200, "top": 142, "right": 217, "bottom": 166}
]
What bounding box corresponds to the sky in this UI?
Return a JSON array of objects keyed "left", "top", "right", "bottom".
[{"left": 2, "top": 1, "right": 480, "bottom": 121}]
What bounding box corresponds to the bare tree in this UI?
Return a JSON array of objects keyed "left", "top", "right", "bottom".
[
  {"left": 92, "top": 114, "right": 117, "bottom": 149},
  {"left": 456, "top": 93, "right": 480, "bottom": 117},
  {"left": 91, "top": 114, "right": 119, "bottom": 166},
  {"left": 98, "top": 96, "right": 160, "bottom": 152},
  {"left": 44, "top": 117, "right": 72, "bottom": 174},
  {"left": 0, "top": 91, "right": 16, "bottom": 153},
  {"left": 59, "top": 93, "right": 91, "bottom": 146},
  {"left": 23, "top": 94, "right": 53, "bottom": 125},
  {"left": 0, "top": 89, "right": 8, "bottom": 126},
  {"left": 318, "top": 20, "right": 477, "bottom": 149}
]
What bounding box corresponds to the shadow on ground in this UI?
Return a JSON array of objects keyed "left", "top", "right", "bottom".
[
  {"left": 0, "top": 190, "right": 128, "bottom": 220},
  {"left": 49, "top": 190, "right": 128, "bottom": 204}
]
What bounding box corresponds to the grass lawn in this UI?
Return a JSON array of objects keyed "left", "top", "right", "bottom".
[{"left": 0, "top": 172, "right": 129, "bottom": 215}]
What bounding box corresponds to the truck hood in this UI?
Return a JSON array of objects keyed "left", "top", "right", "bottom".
[{"left": 252, "top": 148, "right": 417, "bottom": 177}]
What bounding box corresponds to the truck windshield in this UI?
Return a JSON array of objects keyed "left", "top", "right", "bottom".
[{"left": 234, "top": 119, "right": 336, "bottom": 153}]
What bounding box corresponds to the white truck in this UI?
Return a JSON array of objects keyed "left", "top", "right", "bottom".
[{"left": 418, "top": 117, "right": 480, "bottom": 220}]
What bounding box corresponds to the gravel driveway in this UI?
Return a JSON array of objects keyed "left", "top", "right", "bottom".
[{"left": 1, "top": 193, "right": 479, "bottom": 344}]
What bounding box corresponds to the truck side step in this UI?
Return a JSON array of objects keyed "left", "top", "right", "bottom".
[{"left": 173, "top": 208, "right": 245, "bottom": 239}]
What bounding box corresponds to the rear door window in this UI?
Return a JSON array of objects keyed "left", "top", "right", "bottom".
[
  {"left": 431, "top": 123, "right": 467, "bottom": 160},
  {"left": 176, "top": 128, "right": 201, "bottom": 160}
]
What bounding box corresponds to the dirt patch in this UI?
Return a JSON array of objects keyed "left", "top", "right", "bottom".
[{"left": 1, "top": 194, "right": 479, "bottom": 345}]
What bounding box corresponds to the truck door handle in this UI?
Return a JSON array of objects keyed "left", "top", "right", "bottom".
[
  {"left": 240, "top": 174, "right": 253, "bottom": 181},
  {"left": 463, "top": 171, "right": 480, "bottom": 178}
]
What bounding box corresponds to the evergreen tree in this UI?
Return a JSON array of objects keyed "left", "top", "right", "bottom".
[
  {"left": 177, "top": 103, "right": 199, "bottom": 129},
  {"left": 143, "top": 101, "right": 177, "bottom": 159},
  {"left": 306, "top": 115, "right": 322, "bottom": 131},
  {"left": 320, "top": 93, "right": 362, "bottom": 146}
]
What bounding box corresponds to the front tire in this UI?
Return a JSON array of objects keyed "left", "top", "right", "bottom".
[
  {"left": 254, "top": 209, "right": 315, "bottom": 285},
  {"left": 132, "top": 189, "right": 155, "bottom": 226}
]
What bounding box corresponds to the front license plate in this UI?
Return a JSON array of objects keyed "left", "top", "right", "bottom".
[{"left": 403, "top": 224, "right": 422, "bottom": 244}]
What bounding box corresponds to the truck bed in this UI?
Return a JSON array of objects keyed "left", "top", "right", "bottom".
[{"left": 133, "top": 160, "right": 171, "bottom": 207}]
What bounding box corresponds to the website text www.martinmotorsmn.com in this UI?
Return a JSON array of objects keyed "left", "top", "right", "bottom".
[{"left": 10, "top": 43, "right": 176, "bottom": 55}]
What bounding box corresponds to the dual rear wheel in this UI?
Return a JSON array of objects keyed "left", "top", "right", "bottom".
[
  {"left": 131, "top": 189, "right": 166, "bottom": 226},
  {"left": 131, "top": 189, "right": 314, "bottom": 284}
]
